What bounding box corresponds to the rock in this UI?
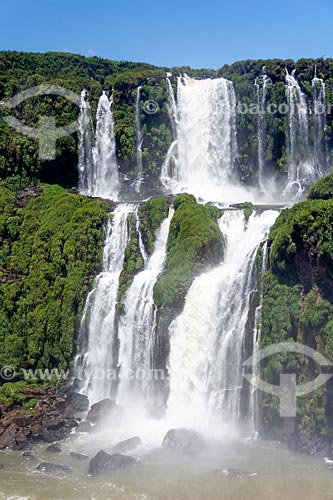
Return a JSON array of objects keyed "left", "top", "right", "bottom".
[
  {"left": 46, "top": 443, "right": 62, "bottom": 453},
  {"left": 21, "top": 450, "right": 36, "bottom": 459},
  {"left": 36, "top": 462, "right": 72, "bottom": 475},
  {"left": 162, "top": 428, "right": 205, "bottom": 455},
  {"left": 0, "top": 423, "right": 27, "bottom": 450},
  {"left": 0, "top": 464, "right": 3, "bottom": 470},
  {"left": 87, "top": 399, "right": 116, "bottom": 424},
  {"left": 88, "top": 450, "right": 137, "bottom": 477},
  {"left": 66, "top": 393, "right": 89, "bottom": 413},
  {"left": 221, "top": 469, "right": 258, "bottom": 478},
  {"left": 76, "top": 421, "right": 91, "bottom": 433},
  {"left": 112, "top": 436, "right": 142, "bottom": 453},
  {"left": 69, "top": 451, "right": 89, "bottom": 460}
]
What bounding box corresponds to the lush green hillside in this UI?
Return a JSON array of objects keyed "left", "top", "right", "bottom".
[{"left": 0, "top": 52, "right": 332, "bottom": 191}]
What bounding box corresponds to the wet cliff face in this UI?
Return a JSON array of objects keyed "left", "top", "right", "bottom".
[{"left": 261, "top": 183, "right": 333, "bottom": 452}]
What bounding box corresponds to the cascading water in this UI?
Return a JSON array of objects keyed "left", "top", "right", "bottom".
[
  {"left": 255, "top": 67, "right": 272, "bottom": 190},
  {"left": 78, "top": 89, "right": 94, "bottom": 194},
  {"left": 160, "top": 139, "right": 178, "bottom": 190},
  {"left": 285, "top": 70, "right": 316, "bottom": 198},
  {"left": 249, "top": 240, "right": 269, "bottom": 437},
  {"left": 78, "top": 91, "right": 120, "bottom": 200},
  {"left": 117, "top": 209, "right": 173, "bottom": 409},
  {"left": 312, "top": 68, "right": 328, "bottom": 177},
  {"left": 167, "top": 209, "right": 278, "bottom": 434},
  {"left": 134, "top": 86, "right": 143, "bottom": 194},
  {"left": 166, "top": 76, "right": 178, "bottom": 139},
  {"left": 161, "top": 75, "right": 238, "bottom": 201},
  {"left": 79, "top": 204, "right": 134, "bottom": 404}
]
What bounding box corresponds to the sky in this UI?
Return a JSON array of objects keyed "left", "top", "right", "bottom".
[{"left": 1, "top": 0, "right": 333, "bottom": 69}]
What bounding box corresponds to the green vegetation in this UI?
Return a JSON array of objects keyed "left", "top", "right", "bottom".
[
  {"left": 262, "top": 194, "right": 333, "bottom": 438},
  {"left": 138, "top": 197, "right": 169, "bottom": 255},
  {"left": 308, "top": 173, "right": 333, "bottom": 200},
  {"left": 0, "top": 52, "right": 332, "bottom": 190},
  {"left": 0, "top": 184, "right": 108, "bottom": 373},
  {"left": 154, "top": 194, "right": 223, "bottom": 309}
]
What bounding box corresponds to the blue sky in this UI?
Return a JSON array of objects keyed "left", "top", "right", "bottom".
[{"left": 1, "top": 0, "right": 333, "bottom": 68}]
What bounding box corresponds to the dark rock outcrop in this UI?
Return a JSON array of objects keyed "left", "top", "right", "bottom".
[
  {"left": 162, "top": 428, "right": 205, "bottom": 455},
  {"left": 87, "top": 399, "right": 116, "bottom": 424},
  {"left": 46, "top": 443, "right": 62, "bottom": 453},
  {"left": 112, "top": 436, "right": 142, "bottom": 453},
  {"left": 69, "top": 451, "right": 89, "bottom": 460},
  {"left": 0, "top": 386, "right": 83, "bottom": 450},
  {"left": 76, "top": 421, "right": 91, "bottom": 433},
  {"left": 36, "top": 462, "right": 72, "bottom": 475},
  {"left": 88, "top": 450, "right": 137, "bottom": 476}
]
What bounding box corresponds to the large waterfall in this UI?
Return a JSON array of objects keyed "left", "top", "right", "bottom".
[
  {"left": 162, "top": 75, "right": 238, "bottom": 201},
  {"left": 255, "top": 67, "right": 272, "bottom": 190},
  {"left": 167, "top": 210, "right": 278, "bottom": 433},
  {"left": 312, "top": 69, "right": 328, "bottom": 177},
  {"left": 78, "top": 90, "right": 94, "bottom": 194},
  {"left": 285, "top": 70, "right": 316, "bottom": 196},
  {"left": 79, "top": 204, "right": 134, "bottom": 404},
  {"left": 78, "top": 91, "right": 120, "bottom": 200},
  {"left": 117, "top": 209, "right": 173, "bottom": 408},
  {"left": 134, "top": 86, "right": 143, "bottom": 193}
]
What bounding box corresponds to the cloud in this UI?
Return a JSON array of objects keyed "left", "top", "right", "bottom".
[{"left": 87, "top": 49, "right": 97, "bottom": 56}]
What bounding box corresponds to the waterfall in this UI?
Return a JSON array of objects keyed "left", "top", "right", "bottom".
[
  {"left": 78, "top": 90, "right": 94, "bottom": 194},
  {"left": 160, "top": 140, "right": 178, "bottom": 191},
  {"left": 134, "top": 86, "right": 143, "bottom": 194},
  {"left": 167, "top": 209, "right": 278, "bottom": 433},
  {"left": 117, "top": 209, "right": 173, "bottom": 408},
  {"left": 79, "top": 204, "right": 134, "bottom": 404},
  {"left": 285, "top": 70, "right": 316, "bottom": 197},
  {"left": 78, "top": 91, "right": 120, "bottom": 200},
  {"left": 255, "top": 67, "right": 272, "bottom": 190},
  {"left": 249, "top": 240, "right": 269, "bottom": 438},
  {"left": 312, "top": 69, "right": 328, "bottom": 177},
  {"left": 166, "top": 76, "right": 178, "bottom": 139},
  {"left": 161, "top": 75, "right": 238, "bottom": 201}
]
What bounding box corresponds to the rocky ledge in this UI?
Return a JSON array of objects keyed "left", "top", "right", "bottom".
[{"left": 0, "top": 385, "right": 88, "bottom": 450}]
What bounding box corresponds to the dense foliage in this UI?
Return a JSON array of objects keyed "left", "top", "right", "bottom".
[
  {"left": 0, "top": 184, "right": 108, "bottom": 373},
  {"left": 1, "top": 52, "right": 333, "bottom": 192},
  {"left": 154, "top": 194, "right": 223, "bottom": 309},
  {"left": 262, "top": 182, "right": 333, "bottom": 439},
  {"left": 308, "top": 173, "right": 333, "bottom": 200}
]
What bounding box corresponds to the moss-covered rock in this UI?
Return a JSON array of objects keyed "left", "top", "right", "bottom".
[
  {"left": 0, "top": 184, "right": 108, "bottom": 373},
  {"left": 138, "top": 197, "right": 169, "bottom": 255},
  {"left": 308, "top": 173, "right": 333, "bottom": 201},
  {"left": 154, "top": 194, "right": 224, "bottom": 310}
]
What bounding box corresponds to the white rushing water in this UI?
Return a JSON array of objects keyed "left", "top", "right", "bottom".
[
  {"left": 255, "top": 67, "right": 272, "bottom": 190},
  {"left": 117, "top": 208, "right": 173, "bottom": 408},
  {"left": 312, "top": 68, "right": 328, "bottom": 177},
  {"left": 79, "top": 204, "right": 134, "bottom": 404},
  {"left": 162, "top": 75, "right": 238, "bottom": 201},
  {"left": 134, "top": 86, "right": 143, "bottom": 193},
  {"left": 284, "top": 70, "right": 316, "bottom": 197},
  {"left": 249, "top": 240, "right": 269, "bottom": 437},
  {"left": 167, "top": 209, "right": 278, "bottom": 435},
  {"left": 78, "top": 89, "right": 94, "bottom": 194},
  {"left": 79, "top": 91, "right": 120, "bottom": 200}
]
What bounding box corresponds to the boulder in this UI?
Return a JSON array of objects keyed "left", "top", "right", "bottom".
[
  {"left": 88, "top": 450, "right": 137, "bottom": 477},
  {"left": 66, "top": 393, "right": 89, "bottom": 413},
  {"left": 21, "top": 450, "right": 36, "bottom": 459},
  {"left": 112, "top": 436, "right": 142, "bottom": 454},
  {"left": 0, "top": 423, "right": 27, "bottom": 450},
  {"left": 0, "top": 464, "right": 3, "bottom": 470},
  {"left": 162, "top": 428, "right": 205, "bottom": 455},
  {"left": 76, "top": 421, "right": 91, "bottom": 433},
  {"left": 36, "top": 462, "right": 72, "bottom": 475},
  {"left": 87, "top": 399, "right": 116, "bottom": 424},
  {"left": 46, "top": 443, "right": 62, "bottom": 453},
  {"left": 69, "top": 451, "right": 89, "bottom": 460}
]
